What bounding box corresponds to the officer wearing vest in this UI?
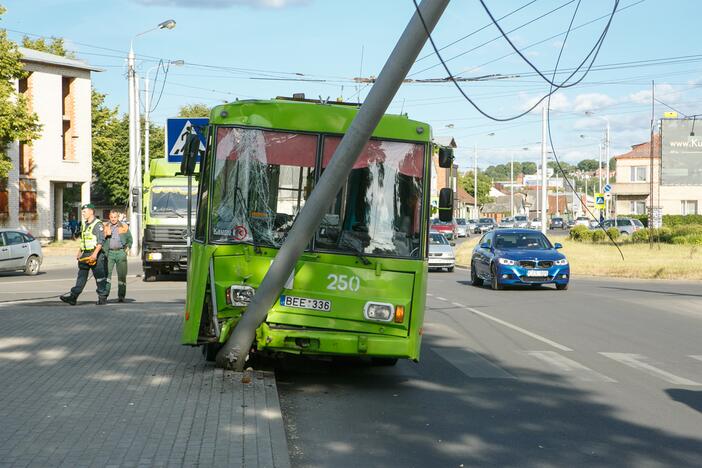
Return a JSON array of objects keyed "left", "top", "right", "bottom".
[
  {"left": 60, "top": 203, "right": 109, "bottom": 305},
  {"left": 103, "top": 209, "right": 132, "bottom": 302}
]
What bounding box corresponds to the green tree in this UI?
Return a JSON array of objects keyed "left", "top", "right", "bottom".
[
  {"left": 91, "top": 89, "right": 129, "bottom": 206},
  {"left": 0, "top": 7, "right": 41, "bottom": 179},
  {"left": 521, "top": 161, "right": 537, "bottom": 175},
  {"left": 178, "top": 103, "right": 211, "bottom": 118},
  {"left": 21, "top": 36, "right": 75, "bottom": 58},
  {"left": 460, "top": 170, "right": 493, "bottom": 205},
  {"left": 577, "top": 159, "right": 599, "bottom": 172}
]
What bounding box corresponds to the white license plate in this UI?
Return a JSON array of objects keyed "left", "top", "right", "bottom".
[
  {"left": 526, "top": 270, "right": 548, "bottom": 277},
  {"left": 279, "top": 295, "right": 331, "bottom": 312}
]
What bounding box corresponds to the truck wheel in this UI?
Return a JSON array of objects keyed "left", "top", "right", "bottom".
[{"left": 143, "top": 269, "right": 157, "bottom": 282}]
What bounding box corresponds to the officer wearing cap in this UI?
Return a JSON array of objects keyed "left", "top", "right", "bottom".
[{"left": 60, "top": 203, "right": 109, "bottom": 305}]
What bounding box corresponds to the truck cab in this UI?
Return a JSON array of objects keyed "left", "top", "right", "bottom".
[{"left": 142, "top": 158, "right": 196, "bottom": 281}]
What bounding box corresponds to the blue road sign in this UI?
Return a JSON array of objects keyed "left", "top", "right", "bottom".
[
  {"left": 604, "top": 184, "right": 612, "bottom": 192},
  {"left": 165, "top": 118, "right": 209, "bottom": 163},
  {"left": 596, "top": 196, "right": 605, "bottom": 205}
]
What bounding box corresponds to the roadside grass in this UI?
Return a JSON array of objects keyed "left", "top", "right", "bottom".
[{"left": 455, "top": 235, "right": 702, "bottom": 281}]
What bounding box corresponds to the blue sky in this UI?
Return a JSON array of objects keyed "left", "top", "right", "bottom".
[{"left": 3, "top": 0, "right": 701, "bottom": 171}]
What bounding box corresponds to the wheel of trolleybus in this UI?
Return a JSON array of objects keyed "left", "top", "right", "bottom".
[
  {"left": 202, "top": 342, "right": 222, "bottom": 362},
  {"left": 470, "top": 262, "right": 483, "bottom": 287}
]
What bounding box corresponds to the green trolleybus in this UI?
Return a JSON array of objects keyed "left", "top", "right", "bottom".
[{"left": 182, "top": 97, "right": 451, "bottom": 363}]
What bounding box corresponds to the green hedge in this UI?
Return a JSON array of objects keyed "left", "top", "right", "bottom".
[{"left": 616, "top": 214, "right": 702, "bottom": 228}]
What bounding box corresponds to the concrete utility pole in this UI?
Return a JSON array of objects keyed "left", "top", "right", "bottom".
[
  {"left": 215, "top": 0, "right": 451, "bottom": 371},
  {"left": 473, "top": 143, "right": 478, "bottom": 217},
  {"left": 510, "top": 152, "right": 514, "bottom": 217},
  {"left": 540, "top": 105, "right": 547, "bottom": 234}
]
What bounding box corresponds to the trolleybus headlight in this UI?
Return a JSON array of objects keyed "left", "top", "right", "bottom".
[
  {"left": 364, "top": 302, "right": 394, "bottom": 322},
  {"left": 227, "top": 285, "right": 255, "bottom": 306}
]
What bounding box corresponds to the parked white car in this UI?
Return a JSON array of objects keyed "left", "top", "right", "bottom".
[
  {"left": 529, "top": 219, "right": 542, "bottom": 230},
  {"left": 513, "top": 215, "right": 529, "bottom": 228},
  {"left": 0, "top": 228, "right": 43, "bottom": 275},
  {"left": 428, "top": 231, "right": 455, "bottom": 272}
]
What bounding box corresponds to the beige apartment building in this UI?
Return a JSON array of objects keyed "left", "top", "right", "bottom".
[
  {"left": 613, "top": 134, "right": 700, "bottom": 216},
  {"left": 1, "top": 47, "right": 100, "bottom": 241}
]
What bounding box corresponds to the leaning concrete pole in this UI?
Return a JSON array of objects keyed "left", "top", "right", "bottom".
[{"left": 215, "top": 0, "right": 451, "bottom": 370}]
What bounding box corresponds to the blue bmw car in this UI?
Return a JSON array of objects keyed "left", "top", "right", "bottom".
[{"left": 470, "top": 229, "right": 570, "bottom": 290}]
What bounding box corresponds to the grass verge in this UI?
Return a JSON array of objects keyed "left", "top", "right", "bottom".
[{"left": 455, "top": 236, "right": 702, "bottom": 281}]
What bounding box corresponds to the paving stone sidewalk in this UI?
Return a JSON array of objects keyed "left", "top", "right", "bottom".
[{"left": 0, "top": 298, "right": 290, "bottom": 468}]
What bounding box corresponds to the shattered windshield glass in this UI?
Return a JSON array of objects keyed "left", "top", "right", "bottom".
[
  {"left": 210, "top": 127, "right": 318, "bottom": 247},
  {"left": 316, "top": 136, "right": 425, "bottom": 258}
]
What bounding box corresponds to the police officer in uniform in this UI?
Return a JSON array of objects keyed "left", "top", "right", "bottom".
[{"left": 60, "top": 203, "right": 109, "bottom": 305}]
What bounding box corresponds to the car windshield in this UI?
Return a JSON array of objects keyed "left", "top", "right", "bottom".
[
  {"left": 552, "top": 218, "right": 563, "bottom": 222},
  {"left": 479, "top": 218, "right": 493, "bottom": 224},
  {"left": 456, "top": 219, "right": 466, "bottom": 225},
  {"left": 633, "top": 219, "right": 644, "bottom": 227},
  {"left": 150, "top": 186, "right": 196, "bottom": 217},
  {"left": 514, "top": 216, "right": 527, "bottom": 221},
  {"left": 429, "top": 233, "right": 448, "bottom": 245},
  {"left": 494, "top": 232, "right": 552, "bottom": 250}
]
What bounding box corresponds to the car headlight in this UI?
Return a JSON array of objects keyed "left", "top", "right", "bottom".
[
  {"left": 226, "top": 285, "right": 255, "bottom": 306},
  {"left": 498, "top": 258, "right": 516, "bottom": 265},
  {"left": 554, "top": 258, "right": 568, "bottom": 266},
  {"left": 364, "top": 302, "right": 394, "bottom": 322}
]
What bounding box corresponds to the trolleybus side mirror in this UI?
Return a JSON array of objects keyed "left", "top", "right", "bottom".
[
  {"left": 438, "top": 147, "right": 454, "bottom": 168},
  {"left": 180, "top": 133, "right": 200, "bottom": 176},
  {"left": 438, "top": 188, "right": 453, "bottom": 222}
]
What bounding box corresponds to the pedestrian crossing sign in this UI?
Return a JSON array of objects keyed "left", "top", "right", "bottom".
[
  {"left": 166, "top": 118, "right": 209, "bottom": 163},
  {"left": 595, "top": 193, "right": 605, "bottom": 209}
]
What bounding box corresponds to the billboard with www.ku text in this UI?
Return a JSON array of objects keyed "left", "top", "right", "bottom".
[{"left": 661, "top": 118, "right": 702, "bottom": 185}]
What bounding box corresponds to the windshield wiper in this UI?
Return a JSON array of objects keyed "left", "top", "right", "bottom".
[
  {"left": 159, "top": 208, "right": 184, "bottom": 218},
  {"left": 338, "top": 235, "right": 371, "bottom": 265}
]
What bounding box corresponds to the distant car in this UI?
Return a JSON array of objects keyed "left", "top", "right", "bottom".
[
  {"left": 428, "top": 231, "right": 455, "bottom": 272},
  {"left": 470, "top": 228, "right": 569, "bottom": 290},
  {"left": 588, "top": 219, "right": 600, "bottom": 229},
  {"left": 574, "top": 216, "right": 590, "bottom": 228},
  {"left": 0, "top": 228, "right": 43, "bottom": 276},
  {"left": 467, "top": 219, "right": 478, "bottom": 232},
  {"left": 475, "top": 217, "right": 497, "bottom": 233},
  {"left": 513, "top": 215, "right": 529, "bottom": 228},
  {"left": 431, "top": 220, "right": 457, "bottom": 240},
  {"left": 601, "top": 218, "right": 645, "bottom": 236},
  {"left": 550, "top": 217, "right": 566, "bottom": 230},
  {"left": 498, "top": 217, "right": 515, "bottom": 228},
  {"left": 566, "top": 218, "right": 576, "bottom": 229},
  {"left": 529, "top": 218, "right": 542, "bottom": 230},
  {"left": 455, "top": 218, "right": 470, "bottom": 238}
]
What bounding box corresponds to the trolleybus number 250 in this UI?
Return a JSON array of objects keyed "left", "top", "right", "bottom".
[{"left": 326, "top": 274, "right": 361, "bottom": 292}]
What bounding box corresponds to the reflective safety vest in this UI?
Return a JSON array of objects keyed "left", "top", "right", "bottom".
[{"left": 80, "top": 218, "right": 101, "bottom": 251}]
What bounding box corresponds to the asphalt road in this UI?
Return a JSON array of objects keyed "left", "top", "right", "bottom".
[
  {"left": 2, "top": 257, "right": 701, "bottom": 467},
  {"left": 276, "top": 270, "right": 702, "bottom": 468}
]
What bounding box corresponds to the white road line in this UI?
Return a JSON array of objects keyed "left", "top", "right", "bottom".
[
  {"left": 690, "top": 355, "right": 702, "bottom": 363},
  {"left": 426, "top": 293, "right": 433, "bottom": 297},
  {"left": 463, "top": 306, "right": 573, "bottom": 352},
  {"left": 0, "top": 274, "right": 140, "bottom": 285},
  {"left": 527, "top": 351, "right": 616, "bottom": 383},
  {"left": 435, "top": 296, "right": 447, "bottom": 301},
  {"left": 432, "top": 347, "right": 515, "bottom": 379},
  {"left": 600, "top": 353, "right": 701, "bottom": 386},
  {"left": 451, "top": 302, "right": 464, "bottom": 308}
]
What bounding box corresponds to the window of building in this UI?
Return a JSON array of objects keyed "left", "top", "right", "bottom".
[
  {"left": 19, "top": 178, "right": 37, "bottom": 215},
  {"left": 681, "top": 200, "right": 698, "bottom": 215},
  {"left": 629, "top": 200, "right": 646, "bottom": 214},
  {"left": 630, "top": 166, "right": 647, "bottom": 182},
  {"left": 62, "top": 77, "right": 75, "bottom": 161}
]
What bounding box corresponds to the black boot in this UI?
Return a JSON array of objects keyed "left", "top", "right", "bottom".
[
  {"left": 118, "top": 297, "right": 125, "bottom": 303},
  {"left": 60, "top": 293, "right": 77, "bottom": 306},
  {"left": 96, "top": 296, "right": 108, "bottom": 305}
]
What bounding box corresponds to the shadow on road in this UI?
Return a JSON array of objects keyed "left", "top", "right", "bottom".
[
  {"left": 599, "top": 286, "right": 702, "bottom": 298},
  {"left": 276, "top": 333, "right": 702, "bottom": 467},
  {"left": 666, "top": 389, "right": 702, "bottom": 414}
]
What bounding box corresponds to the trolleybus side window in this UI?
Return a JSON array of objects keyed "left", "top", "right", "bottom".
[
  {"left": 210, "top": 127, "right": 318, "bottom": 247},
  {"left": 316, "top": 136, "right": 425, "bottom": 258}
]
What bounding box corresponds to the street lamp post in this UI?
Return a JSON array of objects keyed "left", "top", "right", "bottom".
[
  {"left": 128, "top": 19, "right": 176, "bottom": 257},
  {"left": 585, "top": 111, "right": 611, "bottom": 216}
]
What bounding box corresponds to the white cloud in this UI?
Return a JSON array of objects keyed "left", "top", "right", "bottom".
[
  {"left": 132, "top": 0, "right": 309, "bottom": 8},
  {"left": 521, "top": 92, "right": 569, "bottom": 112},
  {"left": 572, "top": 93, "right": 616, "bottom": 112},
  {"left": 628, "top": 83, "right": 680, "bottom": 105}
]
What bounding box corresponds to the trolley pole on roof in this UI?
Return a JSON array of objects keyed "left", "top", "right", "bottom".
[{"left": 215, "top": 0, "right": 451, "bottom": 371}]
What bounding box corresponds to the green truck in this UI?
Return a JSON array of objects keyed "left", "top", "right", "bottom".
[{"left": 142, "top": 158, "right": 196, "bottom": 281}]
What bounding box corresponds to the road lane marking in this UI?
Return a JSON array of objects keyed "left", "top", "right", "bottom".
[
  {"left": 462, "top": 306, "right": 573, "bottom": 352},
  {"left": 526, "top": 351, "right": 616, "bottom": 383},
  {"left": 600, "top": 353, "right": 701, "bottom": 386},
  {"left": 432, "top": 347, "right": 515, "bottom": 379},
  {"left": 689, "top": 355, "right": 702, "bottom": 363},
  {"left": 451, "top": 302, "right": 464, "bottom": 308},
  {"left": 435, "top": 296, "right": 447, "bottom": 301},
  {"left": 426, "top": 293, "right": 433, "bottom": 297}
]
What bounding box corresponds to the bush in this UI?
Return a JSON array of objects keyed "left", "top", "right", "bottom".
[
  {"left": 655, "top": 226, "right": 673, "bottom": 243},
  {"left": 569, "top": 225, "right": 590, "bottom": 241},
  {"left": 671, "top": 234, "right": 702, "bottom": 245},
  {"left": 591, "top": 229, "right": 606, "bottom": 242},
  {"left": 663, "top": 215, "right": 702, "bottom": 226},
  {"left": 606, "top": 227, "right": 620, "bottom": 241},
  {"left": 670, "top": 224, "right": 702, "bottom": 237},
  {"left": 631, "top": 229, "right": 650, "bottom": 243}
]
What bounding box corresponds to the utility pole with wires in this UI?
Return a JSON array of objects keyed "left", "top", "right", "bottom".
[
  {"left": 473, "top": 143, "right": 478, "bottom": 217},
  {"left": 540, "top": 105, "right": 548, "bottom": 234}
]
